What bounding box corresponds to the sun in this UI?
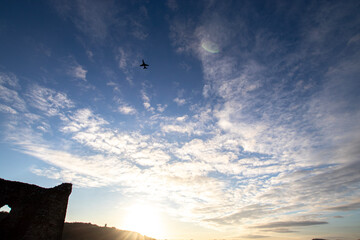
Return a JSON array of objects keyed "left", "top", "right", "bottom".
[{"left": 120, "top": 203, "right": 165, "bottom": 239}]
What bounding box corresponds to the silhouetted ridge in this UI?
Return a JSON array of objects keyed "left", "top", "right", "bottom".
[{"left": 62, "top": 222, "right": 157, "bottom": 240}]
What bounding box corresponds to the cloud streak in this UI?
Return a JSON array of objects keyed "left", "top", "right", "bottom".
[
  {"left": 326, "top": 201, "right": 360, "bottom": 211},
  {"left": 254, "top": 221, "right": 328, "bottom": 229}
]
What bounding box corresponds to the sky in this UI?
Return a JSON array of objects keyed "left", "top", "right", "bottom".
[{"left": 0, "top": 0, "right": 360, "bottom": 239}]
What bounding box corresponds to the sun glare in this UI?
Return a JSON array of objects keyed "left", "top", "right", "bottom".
[{"left": 120, "top": 203, "right": 165, "bottom": 239}]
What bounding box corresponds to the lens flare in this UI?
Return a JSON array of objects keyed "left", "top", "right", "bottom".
[{"left": 201, "top": 41, "right": 219, "bottom": 53}]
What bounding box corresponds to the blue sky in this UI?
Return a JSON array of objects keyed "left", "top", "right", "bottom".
[{"left": 1, "top": 0, "right": 360, "bottom": 239}]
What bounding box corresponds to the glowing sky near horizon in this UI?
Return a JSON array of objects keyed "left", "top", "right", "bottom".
[{"left": 0, "top": 1, "right": 360, "bottom": 240}]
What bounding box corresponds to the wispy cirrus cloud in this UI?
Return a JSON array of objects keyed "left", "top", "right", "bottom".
[
  {"left": 116, "top": 47, "right": 138, "bottom": 85},
  {"left": 2, "top": 78, "right": 357, "bottom": 235},
  {"left": 52, "top": 0, "right": 119, "bottom": 41},
  {"left": 0, "top": 103, "right": 17, "bottom": 114},
  {"left": 5, "top": 106, "right": 227, "bottom": 219},
  {"left": 69, "top": 64, "right": 87, "bottom": 81},
  {"left": 348, "top": 33, "right": 360, "bottom": 45},
  {"left": 174, "top": 97, "right": 186, "bottom": 106},
  {"left": 128, "top": 5, "right": 149, "bottom": 40},
  {"left": 166, "top": 0, "right": 178, "bottom": 11},
  {"left": 165, "top": 0, "right": 360, "bottom": 234},
  {"left": 118, "top": 105, "right": 137, "bottom": 115},
  {"left": 61, "top": 108, "right": 109, "bottom": 138},
  {"left": 0, "top": 86, "right": 26, "bottom": 112},
  {"left": 0, "top": 73, "right": 26, "bottom": 113},
  {"left": 161, "top": 124, "right": 193, "bottom": 134},
  {"left": 52, "top": 0, "right": 149, "bottom": 43},
  {"left": 141, "top": 85, "right": 155, "bottom": 112},
  {"left": 169, "top": 0, "right": 360, "bottom": 169},
  {"left": 156, "top": 104, "right": 167, "bottom": 113},
  {"left": 253, "top": 221, "right": 328, "bottom": 229},
  {"left": 0, "top": 72, "right": 19, "bottom": 87},
  {"left": 27, "top": 85, "right": 74, "bottom": 116}
]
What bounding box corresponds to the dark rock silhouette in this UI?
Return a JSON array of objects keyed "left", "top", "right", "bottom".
[
  {"left": 0, "top": 178, "right": 72, "bottom": 240},
  {"left": 62, "top": 222, "right": 157, "bottom": 240}
]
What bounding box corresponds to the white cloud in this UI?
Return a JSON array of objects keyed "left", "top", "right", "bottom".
[
  {"left": 0, "top": 73, "right": 26, "bottom": 112},
  {"left": 167, "top": 0, "right": 178, "bottom": 11},
  {"left": 156, "top": 104, "right": 167, "bottom": 113},
  {"left": 141, "top": 88, "right": 154, "bottom": 112},
  {"left": 129, "top": 6, "right": 149, "bottom": 40},
  {"left": 0, "top": 103, "right": 17, "bottom": 114},
  {"left": 131, "top": 148, "right": 170, "bottom": 166},
  {"left": 169, "top": 17, "right": 197, "bottom": 53},
  {"left": 7, "top": 116, "right": 227, "bottom": 214},
  {"left": 118, "top": 105, "right": 137, "bottom": 115},
  {"left": 23, "top": 145, "right": 142, "bottom": 188},
  {"left": 176, "top": 115, "right": 188, "bottom": 121},
  {"left": 130, "top": 23, "right": 148, "bottom": 40},
  {"left": 36, "top": 124, "right": 49, "bottom": 132},
  {"left": 115, "top": 42, "right": 144, "bottom": 86},
  {"left": 164, "top": 1, "right": 360, "bottom": 232},
  {"left": 175, "top": 137, "right": 239, "bottom": 164},
  {"left": 6, "top": 92, "right": 359, "bottom": 234},
  {"left": 53, "top": 0, "right": 118, "bottom": 41},
  {"left": 61, "top": 108, "right": 107, "bottom": 133},
  {"left": 161, "top": 124, "right": 193, "bottom": 134},
  {"left": 170, "top": 5, "right": 356, "bottom": 172},
  {"left": 0, "top": 72, "right": 19, "bottom": 88},
  {"left": 174, "top": 97, "right": 186, "bottom": 106},
  {"left": 0, "top": 86, "right": 26, "bottom": 112},
  {"left": 159, "top": 110, "right": 213, "bottom": 136},
  {"left": 31, "top": 167, "right": 107, "bottom": 188},
  {"left": 27, "top": 85, "right": 74, "bottom": 116},
  {"left": 86, "top": 50, "right": 94, "bottom": 60},
  {"left": 106, "top": 80, "right": 121, "bottom": 93},
  {"left": 348, "top": 33, "right": 360, "bottom": 45},
  {"left": 117, "top": 47, "right": 129, "bottom": 70},
  {"left": 71, "top": 65, "right": 87, "bottom": 81}
]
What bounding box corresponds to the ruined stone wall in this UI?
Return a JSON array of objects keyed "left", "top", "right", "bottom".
[{"left": 0, "top": 178, "right": 72, "bottom": 240}]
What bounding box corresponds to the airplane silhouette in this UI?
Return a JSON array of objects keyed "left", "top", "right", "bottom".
[{"left": 140, "top": 59, "right": 149, "bottom": 69}]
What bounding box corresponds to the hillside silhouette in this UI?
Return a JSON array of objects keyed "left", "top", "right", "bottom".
[
  {"left": 62, "top": 222, "right": 157, "bottom": 240},
  {"left": 1, "top": 212, "right": 156, "bottom": 240}
]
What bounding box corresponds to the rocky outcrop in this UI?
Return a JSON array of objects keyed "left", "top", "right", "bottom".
[{"left": 0, "top": 178, "right": 72, "bottom": 240}]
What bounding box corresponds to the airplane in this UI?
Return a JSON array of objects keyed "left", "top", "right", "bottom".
[{"left": 140, "top": 59, "right": 149, "bottom": 69}]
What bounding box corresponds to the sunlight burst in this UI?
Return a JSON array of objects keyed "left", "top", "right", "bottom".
[{"left": 120, "top": 204, "right": 165, "bottom": 239}]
